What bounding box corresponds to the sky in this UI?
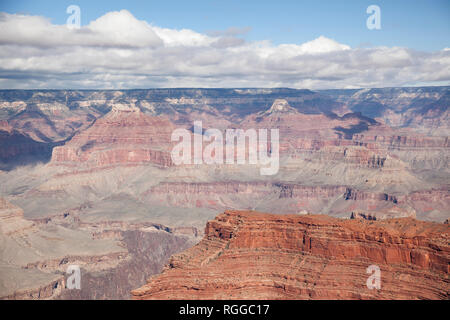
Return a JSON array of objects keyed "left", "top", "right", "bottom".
[{"left": 0, "top": 0, "right": 449, "bottom": 89}]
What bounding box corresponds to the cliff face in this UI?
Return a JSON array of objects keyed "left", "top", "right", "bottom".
[
  {"left": 0, "top": 126, "right": 57, "bottom": 170},
  {"left": 50, "top": 106, "right": 175, "bottom": 168},
  {"left": 144, "top": 182, "right": 434, "bottom": 221},
  {"left": 132, "top": 210, "right": 449, "bottom": 300}
]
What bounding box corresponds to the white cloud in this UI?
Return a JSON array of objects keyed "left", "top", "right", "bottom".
[
  {"left": 0, "top": 10, "right": 163, "bottom": 48},
  {"left": 296, "top": 36, "right": 351, "bottom": 54},
  {"left": 0, "top": 10, "right": 449, "bottom": 89},
  {"left": 152, "top": 26, "right": 215, "bottom": 47},
  {"left": 87, "top": 10, "right": 163, "bottom": 48}
]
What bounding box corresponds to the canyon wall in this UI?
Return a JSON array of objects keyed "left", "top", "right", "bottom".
[{"left": 132, "top": 210, "right": 449, "bottom": 300}]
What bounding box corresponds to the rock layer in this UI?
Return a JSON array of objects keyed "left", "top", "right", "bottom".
[
  {"left": 0, "top": 197, "right": 33, "bottom": 235},
  {"left": 50, "top": 105, "right": 175, "bottom": 168},
  {"left": 132, "top": 210, "right": 449, "bottom": 300}
]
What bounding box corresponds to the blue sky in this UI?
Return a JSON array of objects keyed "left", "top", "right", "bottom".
[
  {"left": 1, "top": 0, "right": 449, "bottom": 51},
  {"left": 0, "top": 0, "right": 449, "bottom": 89}
]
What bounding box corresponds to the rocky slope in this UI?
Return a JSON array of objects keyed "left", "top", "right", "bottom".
[
  {"left": 132, "top": 210, "right": 449, "bottom": 300},
  {"left": 0, "top": 197, "right": 34, "bottom": 235},
  {"left": 0, "top": 197, "right": 197, "bottom": 300}
]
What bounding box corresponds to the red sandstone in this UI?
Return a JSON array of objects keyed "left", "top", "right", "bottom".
[{"left": 132, "top": 210, "right": 449, "bottom": 300}]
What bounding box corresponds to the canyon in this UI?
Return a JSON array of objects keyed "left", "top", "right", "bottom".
[{"left": 0, "top": 87, "right": 448, "bottom": 299}]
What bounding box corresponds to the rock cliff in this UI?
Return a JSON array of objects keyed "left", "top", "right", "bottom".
[
  {"left": 50, "top": 105, "right": 175, "bottom": 168},
  {"left": 132, "top": 210, "right": 449, "bottom": 300}
]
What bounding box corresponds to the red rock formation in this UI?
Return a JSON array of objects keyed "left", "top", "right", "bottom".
[
  {"left": 240, "top": 100, "right": 362, "bottom": 150},
  {"left": 132, "top": 210, "right": 449, "bottom": 300},
  {"left": 238, "top": 100, "right": 448, "bottom": 172},
  {"left": 51, "top": 105, "right": 175, "bottom": 168}
]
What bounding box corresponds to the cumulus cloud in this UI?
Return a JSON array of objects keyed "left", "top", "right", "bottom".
[
  {"left": 0, "top": 10, "right": 163, "bottom": 48},
  {"left": 0, "top": 10, "right": 449, "bottom": 89}
]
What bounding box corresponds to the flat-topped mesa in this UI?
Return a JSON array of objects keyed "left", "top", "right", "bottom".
[
  {"left": 265, "top": 99, "right": 298, "bottom": 114},
  {"left": 50, "top": 105, "right": 176, "bottom": 168},
  {"left": 132, "top": 210, "right": 449, "bottom": 300}
]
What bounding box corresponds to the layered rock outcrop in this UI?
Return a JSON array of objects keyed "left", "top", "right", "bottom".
[
  {"left": 144, "top": 181, "right": 441, "bottom": 220},
  {"left": 132, "top": 210, "right": 449, "bottom": 300},
  {"left": 51, "top": 105, "right": 175, "bottom": 168}
]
